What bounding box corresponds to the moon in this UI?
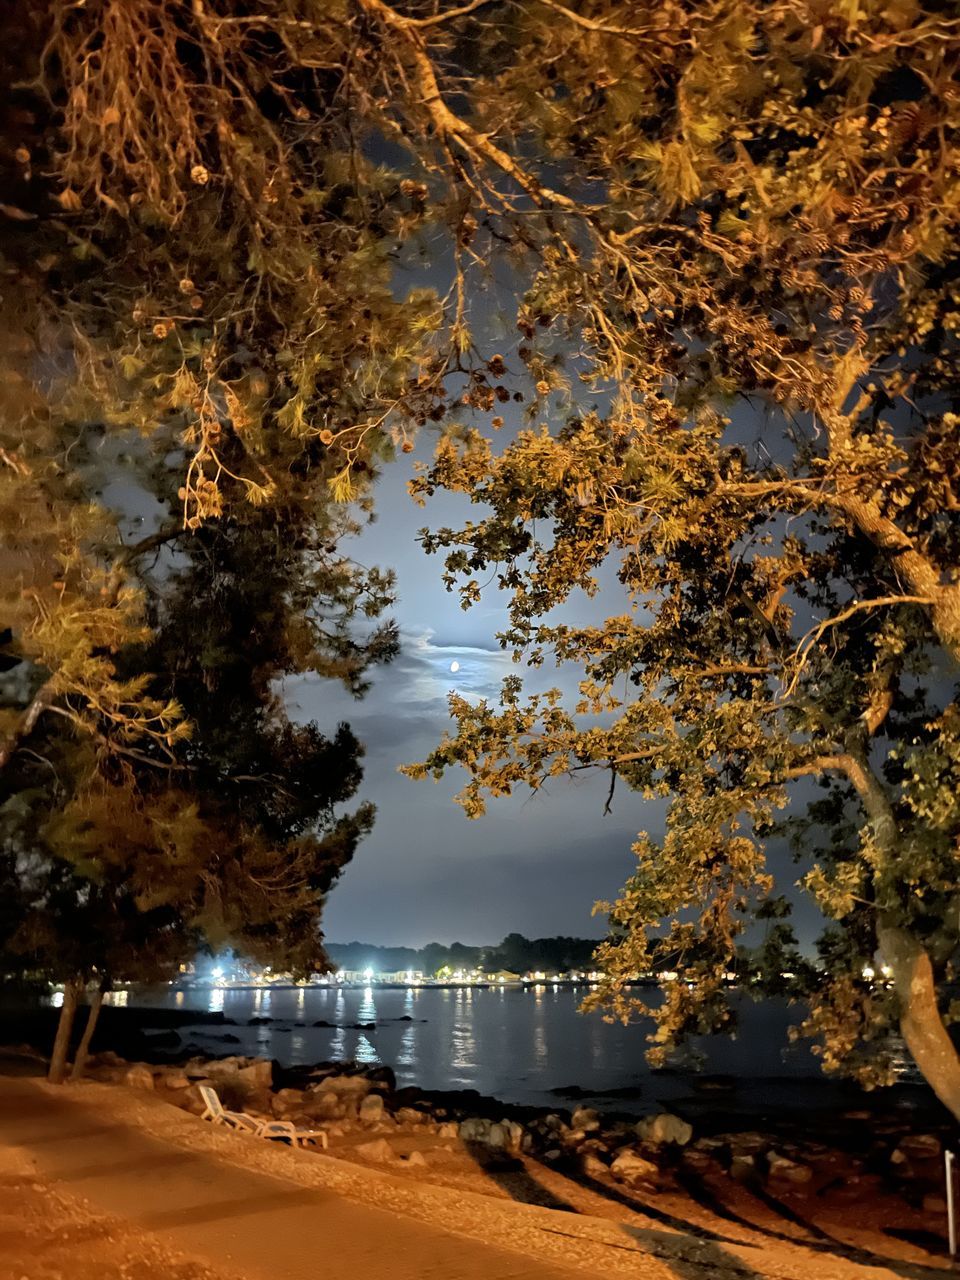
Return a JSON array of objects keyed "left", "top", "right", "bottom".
[{"left": 449, "top": 661, "right": 460, "bottom": 674}]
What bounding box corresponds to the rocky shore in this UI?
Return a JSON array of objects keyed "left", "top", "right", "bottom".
[{"left": 74, "top": 1047, "right": 955, "bottom": 1225}]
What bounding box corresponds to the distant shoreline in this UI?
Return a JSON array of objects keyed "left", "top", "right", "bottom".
[{"left": 154, "top": 978, "right": 653, "bottom": 993}]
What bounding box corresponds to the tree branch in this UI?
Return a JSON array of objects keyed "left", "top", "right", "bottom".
[
  {"left": 0, "top": 679, "right": 55, "bottom": 772},
  {"left": 783, "top": 751, "right": 897, "bottom": 847},
  {"left": 402, "top": 0, "right": 499, "bottom": 26},
  {"left": 531, "top": 0, "right": 664, "bottom": 38},
  {"left": 784, "top": 594, "right": 934, "bottom": 699},
  {"left": 358, "top": 0, "right": 582, "bottom": 212},
  {"left": 119, "top": 522, "right": 182, "bottom": 562}
]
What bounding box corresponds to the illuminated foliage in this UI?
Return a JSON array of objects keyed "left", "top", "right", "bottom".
[
  {"left": 376, "top": 1, "right": 960, "bottom": 1115},
  {"left": 1, "top": 1, "right": 958, "bottom": 1113}
]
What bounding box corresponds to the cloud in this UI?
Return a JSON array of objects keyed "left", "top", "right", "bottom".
[{"left": 284, "top": 622, "right": 650, "bottom": 946}]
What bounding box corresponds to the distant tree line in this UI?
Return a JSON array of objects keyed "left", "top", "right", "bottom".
[{"left": 327, "top": 933, "right": 600, "bottom": 976}]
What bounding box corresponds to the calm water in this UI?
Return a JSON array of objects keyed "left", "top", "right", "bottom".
[{"left": 113, "top": 984, "right": 856, "bottom": 1111}]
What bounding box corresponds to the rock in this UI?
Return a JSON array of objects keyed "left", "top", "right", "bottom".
[
  {"left": 500, "top": 1120, "right": 525, "bottom": 1154},
  {"left": 248, "top": 1016, "right": 272, "bottom": 1025},
  {"left": 563, "top": 1128, "right": 587, "bottom": 1147},
  {"left": 200, "top": 1055, "right": 272, "bottom": 1090},
  {"left": 923, "top": 1193, "right": 947, "bottom": 1214},
  {"left": 366, "top": 1065, "right": 397, "bottom": 1090},
  {"left": 124, "top": 1064, "right": 155, "bottom": 1090},
  {"left": 543, "top": 1114, "right": 566, "bottom": 1132},
  {"left": 272, "top": 1088, "right": 306, "bottom": 1117},
  {"left": 897, "top": 1134, "right": 942, "bottom": 1161},
  {"left": 318, "top": 1074, "right": 373, "bottom": 1098},
  {"left": 90, "top": 1066, "right": 130, "bottom": 1084},
  {"left": 244, "top": 1088, "right": 274, "bottom": 1116},
  {"left": 571, "top": 1106, "right": 601, "bottom": 1132},
  {"left": 459, "top": 1117, "right": 492, "bottom": 1143},
  {"left": 404, "top": 1150, "right": 428, "bottom": 1168},
  {"left": 610, "top": 1150, "right": 659, "bottom": 1187},
  {"left": 358, "top": 1093, "right": 385, "bottom": 1125},
  {"left": 831, "top": 1173, "right": 884, "bottom": 1203},
  {"left": 396, "top": 1107, "right": 427, "bottom": 1126},
  {"left": 142, "top": 1029, "right": 182, "bottom": 1050},
  {"left": 354, "top": 1138, "right": 395, "bottom": 1163},
  {"left": 543, "top": 1148, "right": 561, "bottom": 1161},
  {"left": 578, "top": 1137, "right": 607, "bottom": 1158},
  {"left": 767, "top": 1152, "right": 813, "bottom": 1186},
  {"left": 88, "top": 1051, "right": 127, "bottom": 1068},
  {"left": 693, "top": 1136, "right": 727, "bottom": 1156},
  {"left": 730, "top": 1155, "right": 757, "bottom": 1184},
  {"left": 486, "top": 1123, "right": 508, "bottom": 1150},
  {"left": 437, "top": 1122, "right": 459, "bottom": 1141},
  {"left": 682, "top": 1151, "right": 713, "bottom": 1173},
  {"left": 726, "top": 1132, "right": 768, "bottom": 1158},
  {"left": 637, "top": 1113, "right": 693, "bottom": 1147},
  {"left": 157, "top": 1069, "right": 191, "bottom": 1090},
  {"left": 310, "top": 1092, "right": 344, "bottom": 1121},
  {"left": 237, "top": 1059, "right": 272, "bottom": 1090},
  {"left": 580, "top": 1153, "right": 608, "bottom": 1179},
  {"left": 178, "top": 1084, "right": 209, "bottom": 1116}
]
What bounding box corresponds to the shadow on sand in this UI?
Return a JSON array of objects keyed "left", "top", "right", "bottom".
[{"left": 461, "top": 1138, "right": 951, "bottom": 1280}]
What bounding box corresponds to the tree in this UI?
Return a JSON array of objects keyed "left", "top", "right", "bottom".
[
  {"left": 1, "top": 0, "right": 434, "bottom": 770},
  {"left": 3, "top": 0, "right": 959, "bottom": 1113},
  {"left": 1, "top": 0, "right": 418, "bottom": 1067},
  {"left": 372, "top": 3, "right": 960, "bottom": 1117}
]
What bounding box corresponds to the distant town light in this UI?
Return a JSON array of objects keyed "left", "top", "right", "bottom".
[
  {"left": 862, "top": 965, "right": 875, "bottom": 981},
  {"left": 212, "top": 966, "right": 224, "bottom": 980},
  {"left": 363, "top": 967, "right": 374, "bottom": 981}
]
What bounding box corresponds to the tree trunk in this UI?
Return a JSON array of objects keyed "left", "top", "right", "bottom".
[
  {"left": 47, "top": 978, "right": 82, "bottom": 1084},
  {"left": 70, "top": 984, "right": 105, "bottom": 1081},
  {"left": 878, "top": 923, "right": 960, "bottom": 1123}
]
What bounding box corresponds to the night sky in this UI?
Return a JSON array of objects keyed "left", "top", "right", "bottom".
[{"left": 288, "top": 437, "right": 646, "bottom": 948}]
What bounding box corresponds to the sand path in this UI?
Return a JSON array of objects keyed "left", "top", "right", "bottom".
[{"left": 0, "top": 1076, "right": 950, "bottom": 1280}]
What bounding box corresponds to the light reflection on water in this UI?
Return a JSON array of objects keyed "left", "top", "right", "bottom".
[
  {"left": 533, "top": 1021, "right": 547, "bottom": 1067},
  {"left": 398, "top": 1024, "right": 416, "bottom": 1066},
  {"left": 330, "top": 1022, "right": 346, "bottom": 1059},
  {"left": 123, "top": 984, "right": 845, "bottom": 1109},
  {"left": 358, "top": 986, "right": 377, "bottom": 1024},
  {"left": 449, "top": 988, "right": 477, "bottom": 1083},
  {"left": 354, "top": 1034, "right": 379, "bottom": 1065}
]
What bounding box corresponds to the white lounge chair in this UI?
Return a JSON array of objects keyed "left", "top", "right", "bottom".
[
  {"left": 198, "top": 1085, "right": 327, "bottom": 1149},
  {"left": 198, "top": 1084, "right": 264, "bottom": 1136},
  {"left": 259, "top": 1118, "right": 329, "bottom": 1150}
]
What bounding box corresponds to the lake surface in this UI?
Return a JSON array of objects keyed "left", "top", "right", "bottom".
[{"left": 111, "top": 983, "right": 906, "bottom": 1113}]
